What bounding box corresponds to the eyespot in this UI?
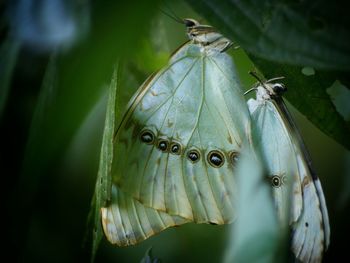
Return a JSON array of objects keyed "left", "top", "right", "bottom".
[
  {"left": 207, "top": 150, "right": 225, "bottom": 168},
  {"left": 271, "top": 175, "right": 282, "bottom": 188},
  {"left": 187, "top": 149, "right": 200, "bottom": 163},
  {"left": 170, "top": 142, "right": 181, "bottom": 155},
  {"left": 229, "top": 151, "right": 239, "bottom": 166},
  {"left": 157, "top": 139, "right": 169, "bottom": 152},
  {"left": 140, "top": 129, "right": 155, "bottom": 144}
]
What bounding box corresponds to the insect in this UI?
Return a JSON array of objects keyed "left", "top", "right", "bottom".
[
  {"left": 100, "top": 18, "right": 252, "bottom": 246},
  {"left": 247, "top": 72, "right": 330, "bottom": 263}
]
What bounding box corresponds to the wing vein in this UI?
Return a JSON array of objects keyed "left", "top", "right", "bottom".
[
  {"left": 131, "top": 197, "right": 147, "bottom": 240},
  {"left": 208, "top": 57, "right": 241, "bottom": 145},
  {"left": 143, "top": 58, "right": 199, "bottom": 124},
  {"left": 197, "top": 128, "right": 224, "bottom": 222}
]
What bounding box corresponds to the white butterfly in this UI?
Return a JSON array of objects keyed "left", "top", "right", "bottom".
[
  {"left": 101, "top": 19, "right": 251, "bottom": 246},
  {"left": 247, "top": 73, "right": 330, "bottom": 263}
]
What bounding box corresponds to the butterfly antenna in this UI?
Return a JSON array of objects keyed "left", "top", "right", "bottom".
[
  {"left": 266, "top": 76, "right": 285, "bottom": 83},
  {"left": 249, "top": 70, "right": 271, "bottom": 91},
  {"left": 159, "top": 2, "right": 183, "bottom": 24},
  {"left": 249, "top": 71, "right": 265, "bottom": 85},
  {"left": 244, "top": 87, "right": 258, "bottom": 95}
]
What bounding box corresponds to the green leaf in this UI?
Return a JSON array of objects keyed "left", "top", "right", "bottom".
[
  {"left": 0, "top": 38, "right": 20, "bottom": 118},
  {"left": 249, "top": 55, "right": 350, "bottom": 150},
  {"left": 90, "top": 65, "right": 119, "bottom": 260},
  {"left": 186, "top": 0, "right": 350, "bottom": 71}
]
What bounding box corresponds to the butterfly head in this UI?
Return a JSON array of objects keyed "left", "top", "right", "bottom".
[
  {"left": 183, "top": 18, "right": 200, "bottom": 28},
  {"left": 271, "top": 83, "right": 287, "bottom": 95},
  {"left": 183, "top": 18, "right": 219, "bottom": 42},
  {"left": 269, "top": 83, "right": 287, "bottom": 96},
  {"left": 183, "top": 18, "right": 232, "bottom": 52},
  {"left": 247, "top": 72, "right": 287, "bottom": 100},
  {"left": 254, "top": 82, "right": 287, "bottom": 101}
]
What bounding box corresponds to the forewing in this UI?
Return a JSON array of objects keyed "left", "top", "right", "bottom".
[
  {"left": 291, "top": 154, "right": 327, "bottom": 263},
  {"left": 276, "top": 100, "right": 331, "bottom": 255},
  {"left": 249, "top": 97, "right": 330, "bottom": 263},
  {"left": 289, "top": 134, "right": 330, "bottom": 263},
  {"left": 249, "top": 100, "right": 303, "bottom": 224}
]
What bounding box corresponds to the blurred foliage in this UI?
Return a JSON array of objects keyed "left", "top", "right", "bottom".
[
  {"left": 0, "top": 0, "right": 349, "bottom": 262},
  {"left": 9, "top": 0, "right": 90, "bottom": 51},
  {"left": 0, "top": 37, "right": 20, "bottom": 116}
]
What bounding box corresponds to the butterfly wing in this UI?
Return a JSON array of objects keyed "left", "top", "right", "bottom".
[
  {"left": 248, "top": 92, "right": 330, "bottom": 263},
  {"left": 101, "top": 185, "right": 189, "bottom": 246},
  {"left": 290, "top": 151, "right": 328, "bottom": 263},
  {"left": 111, "top": 44, "right": 251, "bottom": 225},
  {"left": 276, "top": 99, "right": 330, "bottom": 262},
  {"left": 248, "top": 100, "right": 303, "bottom": 223}
]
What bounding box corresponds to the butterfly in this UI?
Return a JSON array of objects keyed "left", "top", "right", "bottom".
[
  {"left": 247, "top": 72, "right": 330, "bottom": 263},
  {"left": 100, "top": 18, "right": 252, "bottom": 246}
]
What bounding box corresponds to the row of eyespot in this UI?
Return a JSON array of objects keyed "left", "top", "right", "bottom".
[{"left": 140, "top": 129, "right": 239, "bottom": 168}]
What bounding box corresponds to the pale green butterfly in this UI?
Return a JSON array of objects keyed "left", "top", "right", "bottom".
[
  {"left": 247, "top": 73, "right": 330, "bottom": 263},
  {"left": 101, "top": 18, "right": 251, "bottom": 246}
]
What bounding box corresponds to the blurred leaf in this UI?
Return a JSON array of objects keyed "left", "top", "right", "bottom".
[
  {"left": 249, "top": 56, "right": 350, "bottom": 150},
  {"left": 186, "top": 0, "right": 350, "bottom": 71},
  {"left": 0, "top": 38, "right": 20, "bottom": 117},
  {"left": 224, "top": 147, "right": 288, "bottom": 263},
  {"left": 140, "top": 248, "right": 161, "bottom": 263},
  {"left": 91, "top": 65, "right": 119, "bottom": 260},
  {"left": 69, "top": 89, "right": 108, "bottom": 254},
  {"left": 23, "top": 53, "right": 58, "bottom": 190},
  {"left": 10, "top": 0, "right": 90, "bottom": 51},
  {"left": 14, "top": 54, "right": 59, "bottom": 253},
  {"left": 132, "top": 39, "right": 169, "bottom": 73}
]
